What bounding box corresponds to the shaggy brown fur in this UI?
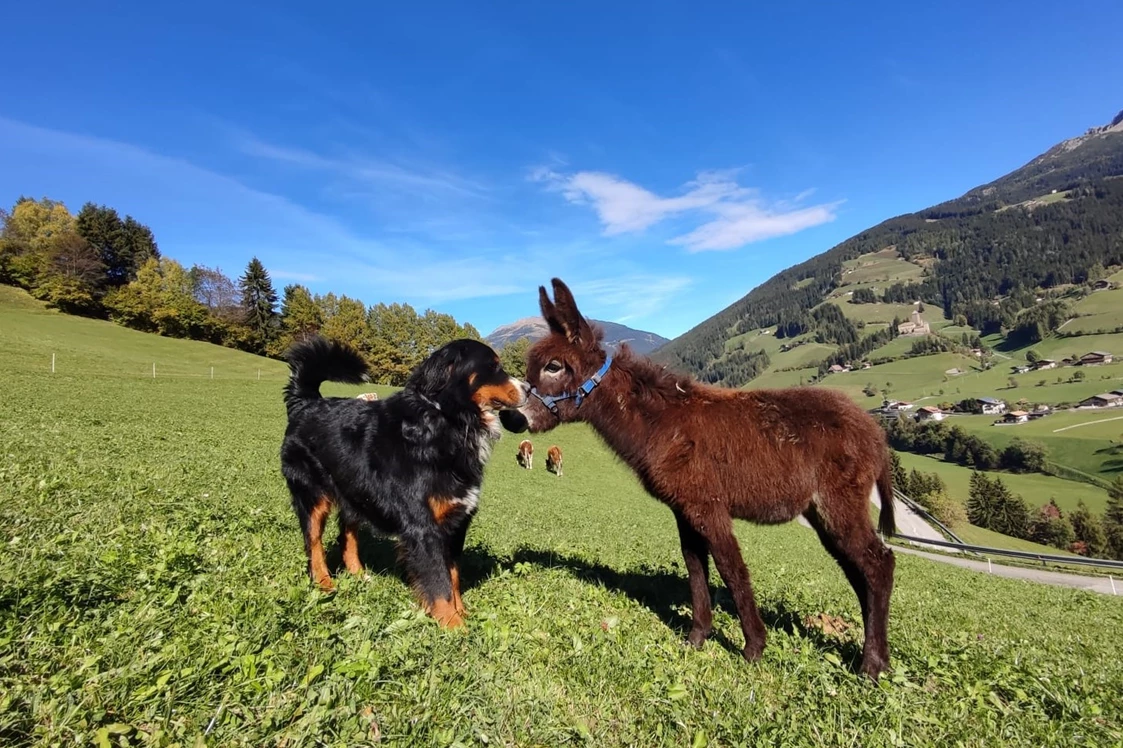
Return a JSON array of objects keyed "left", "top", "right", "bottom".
[{"left": 501, "top": 278, "right": 897, "bottom": 680}]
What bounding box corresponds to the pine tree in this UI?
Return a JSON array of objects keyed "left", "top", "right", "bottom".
[
  {"left": 966, "top": 471, "right": 994, "bottom": 528},
  {"left": 990, "top": 476, "right": 1032, "bottom": 540},
  {"left": 76, "top": 203, "right": 159, "bottom": 287},
  {"left": 278, "top": 284, "right": 323, "bottom": 348},
  {"left": 889, "top": 450, "right": 909, "bottom": 494},
  {"left": 1105, "top": 476, "right": 1123, "bottom": 560},
  {"left": 499, "top": 337, "right": 531, "bottom": 379},
  {"left": 238, "top": 257, "right": 279, "bottom": 353},
  {"left": 1067, "top": 501, "right": 1107, "bottom": 557}
]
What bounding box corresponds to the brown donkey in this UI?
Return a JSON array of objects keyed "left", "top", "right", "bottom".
[{"left": 499, "top": 278, "right": 897, "bottom": 679}]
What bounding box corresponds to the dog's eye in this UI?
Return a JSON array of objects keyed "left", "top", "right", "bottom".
[{"left": 544, "top": 361, "right": 563, "bottom": 374}]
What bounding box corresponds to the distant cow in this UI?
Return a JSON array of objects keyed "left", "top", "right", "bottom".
[
  {"left": 546, "top": 445, "right": 563, "bottom": 477},
  {"left": 356, "top": 392, "right": 379, "bottom": 401},
  {"left": 517, "top": 439, "right": 534, "bottom": 469}
]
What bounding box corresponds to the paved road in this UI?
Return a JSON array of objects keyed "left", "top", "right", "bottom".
[
  {"left": 794, "top": 484, "right": 1121, "bottom": 596},
  {"left": 891, "top": 544, "right": 1121, "bottom": 596}
]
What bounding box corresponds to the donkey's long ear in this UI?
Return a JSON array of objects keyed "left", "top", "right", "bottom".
[
  {"left": 550, "top": 278, "right": 594, "bottom": 344},
  {"left": 539, "top": 285, "right": 567, "bottom": 336}
]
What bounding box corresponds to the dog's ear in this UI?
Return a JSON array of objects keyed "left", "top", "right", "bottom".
[
  {"left": 408, "top": 342, "right": 464, "bottom": 400},
  {"left": 549, "top": 278, "right": 594, "bottom": 345}
]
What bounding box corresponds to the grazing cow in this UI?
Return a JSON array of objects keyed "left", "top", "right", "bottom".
[
  {"left": 517, "top": 439, "right": 534, "bottom": 469},
  {"left": 356, "top": 392, "right": 379, "bottom": 401},
  {"left": 499, "top": 278, "right": 896, "bottom": 680},
  {"left": 546, "top": 445, "right": 563, "bottom": 477}
]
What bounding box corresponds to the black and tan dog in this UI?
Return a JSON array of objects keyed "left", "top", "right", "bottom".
[{"left": 280, "top": 335, "right": 528, "bottom": 627}]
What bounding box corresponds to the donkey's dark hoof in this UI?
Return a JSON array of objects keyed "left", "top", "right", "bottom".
[
  {"left": 686, "top": 628, "right": 711, "bottom": 649},
  {"left": 860, "top": 658, "right": 890, "bottom": 682},
  {"left": 742, "top": 642, "right": 764, "bottom": 662}
]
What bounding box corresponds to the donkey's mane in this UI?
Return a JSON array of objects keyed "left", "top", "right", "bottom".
[{"left": 609, "top": 342, "right": 703, "bottom": 405}]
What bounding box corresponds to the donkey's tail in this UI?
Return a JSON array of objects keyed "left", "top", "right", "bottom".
[{"left": 876, "top": 456, "right": 896, "bottom": 538}]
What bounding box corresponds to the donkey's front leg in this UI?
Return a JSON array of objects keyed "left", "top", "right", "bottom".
[
  {"left": 674, "top": 508, "right": 713, "bottom": 648},
  {"left": 690, "top": 508, "right": 767, "bottom": 661}
]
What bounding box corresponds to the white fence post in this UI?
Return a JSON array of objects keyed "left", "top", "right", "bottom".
[
  {"left": 211, "top": 366, "right": 214, "bottom": 380},
  {"left": 152, "top": 363, "right": 156, "bottom": 379},
  {"left": 1111, "top": 575, "right": 1118, "bottom": 596},
  {"left": 51, "top": 353, "right": 55, "bottom": 374},
  {"left": 987, "top": 558, "right": 993, "bottom": 574}
]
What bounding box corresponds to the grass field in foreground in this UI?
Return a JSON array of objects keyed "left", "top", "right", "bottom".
[{"left": 2, "top": 290, "right": 1123, "bottom": 746}]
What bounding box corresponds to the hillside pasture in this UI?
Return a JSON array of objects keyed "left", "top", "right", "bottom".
[
  {"left": 1065, "top": 287, "right": 1123, "bottom": 334},
  {"left": 764, "top": 342, "right": 834, "bottom": 371},
  {"left": 1031, "top": 332, "right": 1123, "bottom": 363},
  {"left": 823, "top": 352, "right": 980, "bottom": 402},
  {"left": 839, "top": 248, "right": 925, "bottom": 286},
  {"left": 3, "top": 288, "right": 1122, "bottom": 745},
  {"left": 951, "top": 410, "right": 1123, "bottom": 482},
  {"left": 895, "top": 451, "right": 1109, "bottom": 516},
  {"left": 741, "top": 365, "right": 820, "bottom": 390},
  {"left": 833, "top": 301, "right": 921, "bottom": 327}
]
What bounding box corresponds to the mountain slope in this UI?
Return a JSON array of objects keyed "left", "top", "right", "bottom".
[
  {"left": 487, "top": 317, "right": 669, "bottom": 354},
  {"left": 654, "top": 109, "right": 1123, "bottom": 385}
]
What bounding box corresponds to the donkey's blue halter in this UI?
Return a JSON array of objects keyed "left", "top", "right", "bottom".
[{"left": 530, "top": 355, "right": 613, "bottom": 415}]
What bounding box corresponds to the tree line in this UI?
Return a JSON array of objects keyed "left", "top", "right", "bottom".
[
  {"left": 0, "top": 197, "right": 482, "bottom": 385},
  {"left": 886, "top": 418, "right": 1049, "bottom": 474}
]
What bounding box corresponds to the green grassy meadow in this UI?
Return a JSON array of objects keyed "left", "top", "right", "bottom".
[
  {"left": 3, "top": 289, "right": 1123, "bottom": 746},
  {"left": 895, "top": 452, "right": 1110, "bottom": 516}
]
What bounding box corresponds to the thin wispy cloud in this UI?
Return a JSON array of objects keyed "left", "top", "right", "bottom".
[
  {"left": 236, "top": 133, "right": 489, "bottom": 198},
  {"left": 533, "top": 167, "right": 839, "bottom": 252},
  {"left": 570, "top": 275, "right": 693, "bottom": 323},
  {"left": 0, "top": 117, "right": 512, "bottom": 306}
]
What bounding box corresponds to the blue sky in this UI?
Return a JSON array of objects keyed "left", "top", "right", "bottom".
[{"left": 1, "top": 1, "right": 1119, "bottom": 339}]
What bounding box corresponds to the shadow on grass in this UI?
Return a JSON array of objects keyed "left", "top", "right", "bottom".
[
  {"left": 508, "top": 547, "right": 865, "bottom": 671},
  {"left": 324, "top": 532, "right": 864, "bottom": 672},
  {"left": 326, "top": 526, "right": 501, "bottom": 594}
]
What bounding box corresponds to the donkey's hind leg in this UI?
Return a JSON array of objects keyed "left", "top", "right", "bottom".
[
  {"left": 804, "top": 497, "right": 895, "bottom": 680},
  {"left": 683, "top": 506, "right": 768, "bottom": 661},
  {"left": 673, "top": 508, "right": 713, "bottom": 647}
]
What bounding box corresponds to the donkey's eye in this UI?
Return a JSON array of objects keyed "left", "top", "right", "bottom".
[{"left": 544, "top": 361, "right": 563, "bottom": 374}]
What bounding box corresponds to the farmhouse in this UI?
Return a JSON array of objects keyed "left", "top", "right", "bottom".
[
  {"left": 1080, "top": 351, "right": 1114, "bottom": 366},
  {"left": 976, "top": 397, "right": 1007, "bottom": 415},
  {"left": 915, "top": 406, "right": 945, "bottom": 422},
  {"left": 827, "top": 363, "right": 851, "bottom": 374},
  {"left": 1011, "top": 365, "right": 1031, "bottom": 374},
  {"left": 1080, "top": 393, "right": 1123, "bottom": 408},
  {"left": 1002, "top": 410, "right": 1029, "bottom": 424},
  {"left": 1033, "top": 359, "right": 1057, "bottom": 371},
  {"left": 897, "top": 309, "right": 930, "bottom": 336}
]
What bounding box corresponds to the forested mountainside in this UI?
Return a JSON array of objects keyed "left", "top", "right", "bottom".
[{"left": 654, "top": 111, "right": 1123, "bottom": 385}]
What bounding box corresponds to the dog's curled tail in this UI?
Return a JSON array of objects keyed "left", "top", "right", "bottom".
[{"left": 283, "top": 336, "right": 371, "bottom": 412}]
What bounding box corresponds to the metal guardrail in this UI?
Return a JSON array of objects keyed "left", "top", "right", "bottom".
[
  {"left": 888, "top": 488, "right": 1123, "bottom": 570},
  {"left": 892, "top": 532, "right": 1123, "bottom": 570}
]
